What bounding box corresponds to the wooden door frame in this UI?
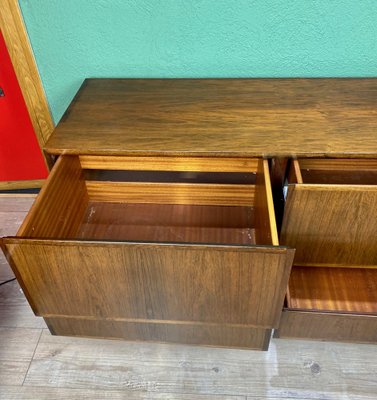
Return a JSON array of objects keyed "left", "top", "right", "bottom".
[{"left": 0, "top": 0, "right": 54, "bottom": 190}]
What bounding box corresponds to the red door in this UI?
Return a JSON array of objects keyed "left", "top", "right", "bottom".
[{"left": 0, "top": 29, "right": 47, "bottom": 182}]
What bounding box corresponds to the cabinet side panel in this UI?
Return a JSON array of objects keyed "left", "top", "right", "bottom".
[
  {"left": 275, "top": 310, "right": 377, "bottom": 343},
  {"left": 3, "top": 241, "right": 292, "bottom": 328},
  {"left": 281, "top": 185, "right": 377, "bottom": 266},
  {"left": 45, "top": 316, "right": 272, "bottom": 350}
]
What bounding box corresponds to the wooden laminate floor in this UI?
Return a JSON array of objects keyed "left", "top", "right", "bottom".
[{"left": 0, "top": 194, "right": 376, "bottom": 400}]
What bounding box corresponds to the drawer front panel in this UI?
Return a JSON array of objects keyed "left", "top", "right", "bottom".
[
  {"left": 281, "top": 184, "right": 377, "bottom": 267},
  {"left": 45, "top": 316, "right": 272, "bottom": 350},
  {"left": 275, "top": 310, "right": 377, "bottom": 344},
  {"left": 3, "top": 240, "right": 293, "bottom": 328}
]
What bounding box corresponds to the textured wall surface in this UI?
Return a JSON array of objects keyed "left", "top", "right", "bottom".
[{"left": 19, "top": 0, "right": 377, "bottom": 124}]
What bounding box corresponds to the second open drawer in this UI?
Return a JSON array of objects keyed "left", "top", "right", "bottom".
[
  {"left": 2, "top": 155, "right": 294, "bottom": 349},
  {"left": 276, "top": 159, "right": 377, "bottom": 343}
]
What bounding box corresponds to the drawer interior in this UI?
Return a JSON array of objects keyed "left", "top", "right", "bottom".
[
  {"left": 17, "top": 155, "right": 278, "bottom": 246},
  {"left": 77, "top": 203, "right": 254, "bottom": 244},
  {"left": 287, "top": 266, "right": 377, "bottom": 315},
  {"left": 290, "top": 158, "right": 377, "bottom": 185}
]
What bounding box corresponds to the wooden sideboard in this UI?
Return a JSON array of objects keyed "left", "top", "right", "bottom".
[{"left": 2, "top": 79, "right": 377, "bottom": 350}]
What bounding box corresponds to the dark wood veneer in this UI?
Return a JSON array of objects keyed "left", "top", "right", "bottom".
[
  {"left": 3, "top": 78, "right": 377, "bottom": 348},
  {"left": 275, "top": 311, "right": 377, "bottom": 344},
  {"left": 45, "top": 317, "right": 272, "bottom": 350},
  {"left": 46, "top": 79, "right": 377, "bottom": 158}
]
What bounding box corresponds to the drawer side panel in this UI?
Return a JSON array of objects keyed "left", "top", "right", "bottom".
[{"left": 17, "top": 155, "right": 88, "bottom": 239}]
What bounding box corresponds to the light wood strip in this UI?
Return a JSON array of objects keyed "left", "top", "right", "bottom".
[
  {"left": 80, "top": 155, "right": 259, "bottom": 172},
  {"left": 2, "top": 238, "right": 293, "bottom": 253},
  {"left": 291, "top": 159, "right": 303, "bottom": 184},
  {"left": 293, "top": 262, "right": 377, "bottom": 269},
  {"left": 41, "top": 314, "right": 268, "bottom": 329},
  {"left": 262, "top": 160, "right": 279, "bottom": 246},
  {"left": 299, "top": 158, "right": 377, "bottom": 171},
  {"left": 294, "top": 184, "right": 377, "bottom": 191},
  {"left": 254, "top": 159, "right": 279, "bottom": 246},
  {"left": 0, "top": 0, "right": 54, "bottom": 147},
  {"left": 0, "top": 179, "right": 44, "bottom": 190},
  {"left": 86, "top": 181, "right": 255, "bottom": 206}
]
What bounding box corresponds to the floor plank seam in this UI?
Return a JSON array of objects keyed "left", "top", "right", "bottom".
[
  {"left": 18, "top": 382, "right": 248, "bottom": 399},
  {"left": 21, "top": 328, "right": 43, "bottom": 386},
  {"left": 0, "top": 325, "right": 44, "bottom": 330}
]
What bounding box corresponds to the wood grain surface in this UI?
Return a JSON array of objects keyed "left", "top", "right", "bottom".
[
  {"left": 0, "top": 180, "right": 45, "bottom": 190},
  {"left": 298, "top": 158, "right": 377, "bottom": 185},
  {"left": 298, "top": 158, "right": 377, "bottom": 171},
  {"left": 281, "top": 184, "right": 377, "bottom": 267},
  {"left": 80, "top": 155, "right": 259, "bottom": 172},
  {"left": 45, "top": 317, "right": 272, "bottom": 350},
  {"left": 290, "top": 159, "right": 303, "bottom": 184},
  {"left": 276, "top": 311, "right": 377, "bottom": 344},
  {"left": 86, "top": 181, "right": 255, "bottom": 206},
  {"left": 3, "top": 240, "right": 293, "bottom": 330},
  {"left": 45, "top": 78, "right": 377, "bottom": 157},
  {"left": 287, "top": 266, "right": 377, "bottom": 313},
  {"left": 17, "top": 155, "right": 88, "bottom": 239},
  {"left": 78, "top": 202, "right": 255, "bottom": 245}
]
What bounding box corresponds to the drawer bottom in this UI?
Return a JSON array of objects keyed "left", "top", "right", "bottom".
[
  {"left": 44, "top": 317, "right": 272, "bottom": 350},
  {"left": 274, "top": 310, "right": 377, "bottom": 344}
]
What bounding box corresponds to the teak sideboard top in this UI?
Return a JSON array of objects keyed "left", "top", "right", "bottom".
[{"left": 45, "top": 78, "right": 377, "bottom": 158}]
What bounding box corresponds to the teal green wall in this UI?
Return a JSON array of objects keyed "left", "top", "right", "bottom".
[{"left": 19, "top": 0, "right": 377, "bottom": 124}]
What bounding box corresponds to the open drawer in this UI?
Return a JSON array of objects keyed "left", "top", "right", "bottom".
[
  {"left": 276, "top": 159, "right": 377, "bottom": 343},
  {"left": 1, "top": 155, "right": 294, "bottom": 349},
  {"left": 281, "top": 158, "right": 377, "bottom": 268},
  {"left": 275, "top": 266, "right": 377, "bottom": 343}
]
